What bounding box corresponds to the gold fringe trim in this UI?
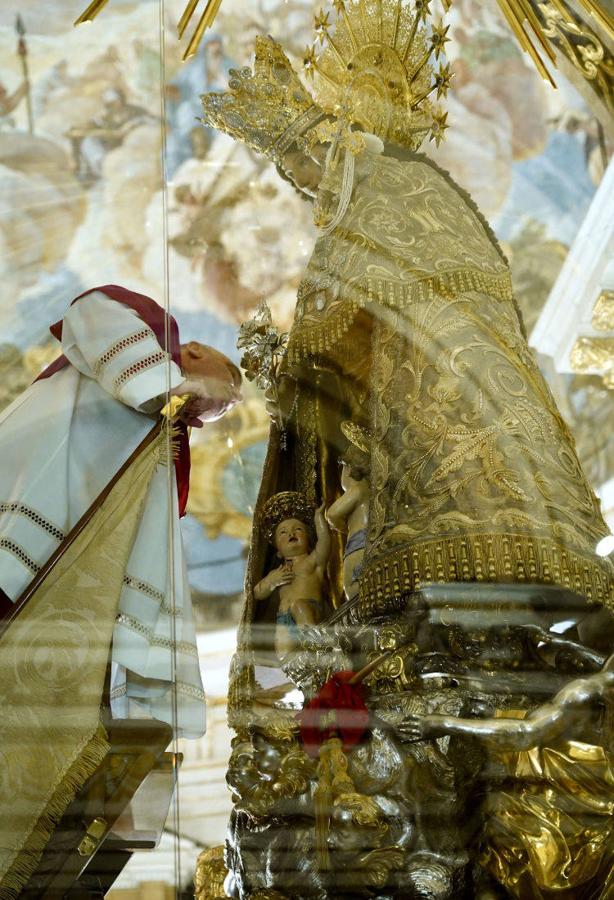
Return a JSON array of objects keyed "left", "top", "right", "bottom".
[
  {"left": 314, "top": 739, "right": 334, "bottom": 871},
  {"left": 287, "top": 268, "right": 513, "bottom": 364},
  {"left": 159, "top": 420, "right": 183, "bottom": 465},
  {"left": 358, "top": 532, "right": 614, "bottom": 618},
  {"left": 0, "top": 724, "right": 110, "bottom": 899}
]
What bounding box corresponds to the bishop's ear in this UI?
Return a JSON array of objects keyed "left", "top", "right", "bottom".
[{"left": 185, "top": 341, "right": 206, "bottom": 359}]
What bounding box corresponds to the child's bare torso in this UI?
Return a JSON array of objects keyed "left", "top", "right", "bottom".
[
  {"left": 278, "top": 554, "right": 323, "bottom": 609},
  {"left": 347, "top": 498, "right": 368, "bottom": 538}
]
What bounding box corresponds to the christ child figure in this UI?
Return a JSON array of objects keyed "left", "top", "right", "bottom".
[
  {"left": 255, "top": 491, "right": 331, "bottom": 658},
  {"left": 326, "top": 422, "right": 370, "bottom": 601}
]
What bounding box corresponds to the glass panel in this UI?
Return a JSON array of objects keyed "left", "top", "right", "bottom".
[{"left": 1, "top": 1, "right": 613, "bottom": 899}]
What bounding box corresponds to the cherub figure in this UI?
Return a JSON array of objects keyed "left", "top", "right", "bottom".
[
  {"left": 255, "top": 491, "right": 331, "bottom": 657},
  {"left": 326, "top": 422, "right": 370, "bottom": 601}
]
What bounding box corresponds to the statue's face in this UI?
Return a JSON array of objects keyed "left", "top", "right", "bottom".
[
  {"left": 282, "top": 148, "right": 323, "bottom": 197},
  {"left": 274, "top": 518, "right": 310, "bottom": 558}
]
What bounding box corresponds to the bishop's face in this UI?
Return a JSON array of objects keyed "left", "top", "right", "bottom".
[
  {"left": 179, "top": 341, "right": 242, "bottom": 421},
  {"left": 274, "top": 518, "right": 310, "bottom": 558}
]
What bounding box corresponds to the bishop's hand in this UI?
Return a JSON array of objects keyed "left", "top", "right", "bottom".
[{"left": 171, "top": 378, "right": 241, "bottom": 427}]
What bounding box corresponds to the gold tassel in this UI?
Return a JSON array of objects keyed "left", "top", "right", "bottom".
[
  {"left": 313, "top": 735, "right": 385, "bottom": 871},
  {"left": 314, "top": 738, "right": 334, "bottom": 870}
]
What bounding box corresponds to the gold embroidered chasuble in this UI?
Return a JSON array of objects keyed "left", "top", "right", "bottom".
[
  {"left": 281, "top": 149, "right": 613, "bottom": 612},
  {"left": 0, "top": 429, "right": 164, "bottom": 899}
]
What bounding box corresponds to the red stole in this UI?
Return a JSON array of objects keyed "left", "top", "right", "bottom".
[{"left": 37, "top": 285, "right": 191, "bottom": 516}]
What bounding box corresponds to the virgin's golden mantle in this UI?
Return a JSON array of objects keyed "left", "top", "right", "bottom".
[{"left": 280, "top": 148, "right": 614, "bottom": 614}]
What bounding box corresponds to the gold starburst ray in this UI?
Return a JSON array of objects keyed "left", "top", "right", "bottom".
[
  {"left": 335, "top": 0, "right": 360, "bottom": 51},
  {"left": 411, "top": 61, "right": 451, "bottom": 106},
  {"left": 377, "top": 0, "right": 384, "bottom": 41},
  {"left": 408, "top": 44, "right": 432, "bottom": 82},
  {"left": 317, "top": 22, "right": 347, "bottom": 68},
  {"left": 183, "top": 0, "right": 223, "bottom": 58},
  {"left": 575, "top": 0, "right": 614, "bottom": 40},
  {"left": 312, "top": 60, "right": 340, "bottom": 88},
  {"left": 401, "top": 8, "right": 422, "bottom": 61},
  {"left": 74, "top": 0, "right": 111, "bottom": 25},
  {"left": 516, "top": 0, "right": 557, "bottom": 63},
  {"left": 410, "top": 83, "right": 436, "bottom": 107},
  {"left": 178, "top": 0, "right": 200, "bottom": 37},
  {"left": 359, "top": 0, "right": 371, "bottom": 44},
  {"left": 497, "top": 0, "right": 556, "bottom": 85},
  {"left": 391, "top": 1, "right": 402, "bottom": 48}
]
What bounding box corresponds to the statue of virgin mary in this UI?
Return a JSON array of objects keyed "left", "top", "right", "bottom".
[
  {"left": 201, "top": 4, "right": 614, "bottom": 897},
  {"left": 202, "top": 17, "right": 613, "bottom": 643}
]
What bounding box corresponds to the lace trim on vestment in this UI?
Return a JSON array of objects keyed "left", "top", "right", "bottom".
[
  {"left": 0, "top": 537, "right": 39, "bottom": 573},
  {"left": 113, "top": 351, "right": 170, "bottom": 397},
  {"left": 287, "top": 268, "right": 513, "bottom": 364},
  {"left": 110, "top": 680, "right": 206, "bottom": 701},
  {"left": 0, "top": 502, "right": 65, "bottom": 541},
  {"left": 115, "top": 612, "right": 198, "bottom": 657},
  {"left": 358, "top": 532, "right": 614, "bottom": 618},
  {"left": 122, "top": 574, "right": 183, "bottom": 616},
  {"left": 93, "top": 328, "right": 152, "bottom": 377}
]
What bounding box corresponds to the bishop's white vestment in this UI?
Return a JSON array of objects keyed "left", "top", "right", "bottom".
[{"left": 0, "top": 289, "right": 206, "bottom": 738}]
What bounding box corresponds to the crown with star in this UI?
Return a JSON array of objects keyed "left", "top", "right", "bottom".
[
  {"left": 201, "top": 35, "right": 328, "bottom": 164},
  {"left": 304, "top": 0, "right": 452, "bottom": 149}
]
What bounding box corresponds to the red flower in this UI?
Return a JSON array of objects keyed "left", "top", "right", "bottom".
[{"left": 298, "top": 671, "right": 369, "bottom": 757}]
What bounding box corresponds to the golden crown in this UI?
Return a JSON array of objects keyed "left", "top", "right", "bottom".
[
  {"left": 261, "top": 491, "right": 316, "bottom": 544},
  {"left": 303, "top": 0, "right": 451, "bottom": 149},
  {"left": 340, "top": 420, "right": 372, "bottom": 455},
  {"left": 201, "top": 36, "right": 327, "bottom": 164}
]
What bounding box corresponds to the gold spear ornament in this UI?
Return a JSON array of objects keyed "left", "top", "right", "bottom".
[{"left": 15, "top": 15, "right": 34, "bottom": 135}]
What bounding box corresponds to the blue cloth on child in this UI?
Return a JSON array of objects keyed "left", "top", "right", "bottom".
[
  {"left": 276, "top": 609, "right": 300, "bottom": 641},
  {"left": 344, "top": 527, "right": 367, "bottom": 557}
]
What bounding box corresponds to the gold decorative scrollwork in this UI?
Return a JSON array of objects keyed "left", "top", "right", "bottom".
[
  {"left": 571, "top": 336, "right": 614, "bottom": 389},
  {"left": 538, "top": 0, "right": 614, "bottom": 113},
  {"left": 363, "top": 625, "right": 417, "bottom": 692},
  {"left": 227, "top": 730, "right": 315, "bottom": 819},
  {"left": 194, "top": 845, "right": 228, "bottom": 900},
  {"left": 592, "top": 290, "right": 614, "bottom": 332}
]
